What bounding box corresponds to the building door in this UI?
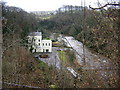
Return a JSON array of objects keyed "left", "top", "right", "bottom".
[
  {"left": 46, "top": 49, "right": 49, "bottom": 52},
  {"left": 34, "top": 49, "right": 36, "bottom": 52}
]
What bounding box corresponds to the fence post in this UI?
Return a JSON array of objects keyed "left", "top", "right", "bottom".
[{"left": 0, "top": 2, "right": 2, "bottom": 89}]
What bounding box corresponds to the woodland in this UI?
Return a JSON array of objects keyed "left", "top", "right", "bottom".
[{"left": 1, "top": 1, "right": 120, "bottom": 88}]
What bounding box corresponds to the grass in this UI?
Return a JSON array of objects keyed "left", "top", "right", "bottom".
[
  {"left": 57, "top": 49, "right": 76, "bottom": 68},
  {"left": 43, "top": 38, "right": 51, "bottom": 40},
  {"left": 38, "top": 15, "right": 53, "bottom": 20},
  {"left": 57, "top": 51, "right": 69, "bottom": 66},
  {"left": 36, "top": 59, "right": 49, "bottom": 70},
  {"left": 58, "top": 51, "right": 67, "bottom": 62}
]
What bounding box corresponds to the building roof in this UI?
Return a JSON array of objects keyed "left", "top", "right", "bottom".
[{"left": 29, "top": 32, "right": 42, "bottom": 36}]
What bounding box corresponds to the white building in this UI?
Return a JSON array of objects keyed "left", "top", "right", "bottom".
[{"left": 27, "top": 32, "right": 52, "bottom": 53}]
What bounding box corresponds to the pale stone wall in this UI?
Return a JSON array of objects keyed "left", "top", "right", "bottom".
[{"left": 42, "top": 40, "right": 52, "bottom": 52}]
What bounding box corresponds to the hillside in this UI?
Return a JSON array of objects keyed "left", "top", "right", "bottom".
[
  {"left": 2, "top": 3, "right": 77, "bottom": 88},
  {"left": 39, "top": 7, "right": 119, "bottom": 63},
  {"left": 2, "top": 2, "right": 120, "bottom": 88}
]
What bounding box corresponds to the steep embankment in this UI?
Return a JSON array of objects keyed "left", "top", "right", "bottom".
[{"left": 3, "top": 46, "right": 75, "bottom": 88}]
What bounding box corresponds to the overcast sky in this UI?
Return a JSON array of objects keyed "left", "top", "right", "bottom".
[{"left": 3, "top": 0, "right": 115, "bottom": 12}]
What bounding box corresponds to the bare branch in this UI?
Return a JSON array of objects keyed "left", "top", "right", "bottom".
[
  {"left": 89, "top": 3, "right": 120, "bottom": 10},
  {"left": 2, "top": 39, "right": 21, "bottom": 53}
]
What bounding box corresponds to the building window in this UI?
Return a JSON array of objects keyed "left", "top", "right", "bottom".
[
  {"left": 43, "top": 43, "right": 44, "bottom": 46},
  {"left": 34, "top": 39, "right": 35, "bottom": 41},
  {"left": 28, "top": 39, "right": 31, "bottom": 42},
  {"left": 46, "top": 43, "right": 47, "bottom": 46},
  {"left": 39, "top": 43, "right": 40, "bottom": 46},
  {"left": 38, "top": 39, "right": 40, "bottom": 42},
  {"left": 49, "top": 43, "right": 50, "bottom": 46}
]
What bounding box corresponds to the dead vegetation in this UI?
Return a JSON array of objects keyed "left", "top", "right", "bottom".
[{"left": 2, "top": 46, "right": 76, "bottom": 88}]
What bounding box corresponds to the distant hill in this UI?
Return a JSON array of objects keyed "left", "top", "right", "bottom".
[
  {"left": 30, "top": 5, "right": 84, "bottom": 16},
  {"left": 31, "top": 11, "right": 57, "bottom": 16}
]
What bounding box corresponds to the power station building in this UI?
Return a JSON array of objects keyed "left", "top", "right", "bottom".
[{"left": 27, "top": 32, "right": 52, "bottom": 53}]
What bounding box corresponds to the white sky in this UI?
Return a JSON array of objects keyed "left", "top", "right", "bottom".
[{"left": 3, "top": 0, "right": 113, "bottom": 12}]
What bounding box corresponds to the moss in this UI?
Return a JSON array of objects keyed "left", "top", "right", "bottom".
[{"left": 43, "top": 38, "right": 51, "bottom": 40}]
